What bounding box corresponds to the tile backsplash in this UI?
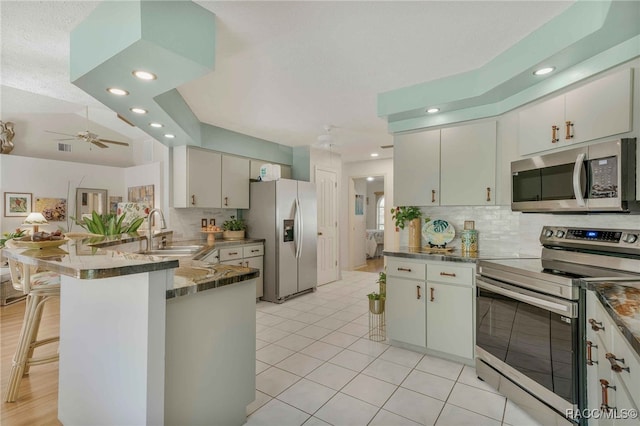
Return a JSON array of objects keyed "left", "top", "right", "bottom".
[
  {"left": 399, "top": 205, "right": 640, "bottom": 256},
  {"left": 169, "top": 208, "right": 237, "bottom": 241}
]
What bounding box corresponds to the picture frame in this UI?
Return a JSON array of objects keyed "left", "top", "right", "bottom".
[{"left": 4, "top": 192, "right": 32, "bottom": 217}]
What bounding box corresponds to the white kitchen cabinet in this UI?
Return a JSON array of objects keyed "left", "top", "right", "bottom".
[
  {"left": 440, "top": 121, "right": 496, "bottom": 206},
  {"left": 519, "top": 68, "right": 633, "bottom": 156},
  {"left": 585, "top": 291, "right": 640, "bottom": 426},
  {"left": 173, "top": 146, "right": 222, "bottom": 208},
  {"left": 386, "top": 256, "right": 475, "bottom": 361},
  {"left": 221, "top": 243, "right": 264, "bottom": 299},
  {"left": 386, "top": 258, "right": 427, "bottom": 348},
  {"left": 393, "top": 129, "right": 440, "bottom": 206},
  {"left": 222, "top": 155, "right": 250, "bottom": 209}
]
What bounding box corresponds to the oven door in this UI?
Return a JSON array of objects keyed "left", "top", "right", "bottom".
[{"left": 476, "top": 276, "right": 580, "bottom": 414}]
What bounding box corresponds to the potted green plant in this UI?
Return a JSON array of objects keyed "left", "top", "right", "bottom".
[
  {"left": 391, "top": 206, "right": 422, "bottom": 248},
  {"left": 0, "top": 229, "right": 26, "bottom": 248},
  {"left": 222, "top": 216, "right": 246, "bottom": 240},
  {"left": 367, "top": 292, "right": 385, "bottom": 314},
  {"left": 377, "top": 271, "right": 386, "bottom": 296},
  {"left": 72, "top": 211, "right": 144, "bottom": 236}
]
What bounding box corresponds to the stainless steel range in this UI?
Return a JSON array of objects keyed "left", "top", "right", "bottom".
[{"left": 476, "top": 226, "right": 640, "bottom": 426}]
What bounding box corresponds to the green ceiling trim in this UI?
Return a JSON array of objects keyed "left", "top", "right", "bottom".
[
  {"left": 201, "top": 125, "right": 293, "bottom": 166},
  {"left": 389, "top": 35, "right": 640, "bottom": 134},
  {"left": 379, "top": 0, "right": 640, "bottom": 134}
]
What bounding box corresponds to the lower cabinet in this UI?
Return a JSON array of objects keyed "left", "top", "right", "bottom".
[
  {"left": 585, "top": 291, "right": 640, "bottom": 426},
  {"left": 386, "top": 256, "right": 475, "bottom": 361},
  {"left": 220, "top": 243, "right": 264, "bottom": 299}
]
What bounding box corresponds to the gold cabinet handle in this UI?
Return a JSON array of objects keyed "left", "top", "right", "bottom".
[
  {"left": 565, "top": 121, "right": 574, "bottom": 139},
  {"left": 589, "top": 318, "right": 604, "bottom": 331},
  {"left": 606, "top": 352, "right": 630, "bottom": 373},
  {"left": 430, "top": 287, "right": 435, "bottom": 302},
  {"left": 416, "top": 285, "right": 421, "bottom": 300},
  {"left": 551, "top": 125, "right": 559, "bottom": 143},
  {"left": 486, "top": 187, "right": 491, "bottom": 202},
  {"left": 318, "top": 232, "right": 323, "bottom": 236},
  {"left": 224, "top": 196, "right": 229, "bottom": 206},
  {"left": 431, "top": 189, "right": 436, "bottom": 203},
  {"left": 397, "top": 267, "right": 412, "bottom": 272},
  {"left": 600, "top": 379, "right": 616, "bottom": 412},
  {"left": 229, "top": 252, "right": 238, "bottom": 256},
  {"left": 191, "top": 195, "right": 196, "bottom": 206},
  {"left": 586, "top": 341, "right": 598, "bottom": 366},
  {"left": 440, "top": 272, "right": 456, "bottom": 277}
]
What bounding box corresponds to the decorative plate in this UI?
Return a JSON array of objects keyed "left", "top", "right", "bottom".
[
  {"left": 12, "top": 238, "right": 68, "bottom": 249},
  {"left": 422, "top": 219, "right": 455, "bottom": 247}
]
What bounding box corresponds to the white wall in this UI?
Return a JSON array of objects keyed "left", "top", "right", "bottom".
[{"left": 341, "top": 159, "right": 393, "bottom": 270}]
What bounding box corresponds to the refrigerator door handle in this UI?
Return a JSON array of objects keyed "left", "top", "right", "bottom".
[
  {"left": 298, "top": 197, "right": 304, "bottom": 259},
  {"left": 294, "top": 197, "right": 301, "bottom": 259}
]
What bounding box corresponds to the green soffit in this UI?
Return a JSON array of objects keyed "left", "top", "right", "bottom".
[{"left": 378, "top": 0, "right": 640, "bottom": 134}]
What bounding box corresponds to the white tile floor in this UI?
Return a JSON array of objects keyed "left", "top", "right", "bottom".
[{"left": 247, "top": 271, "right": 543, "bottom": 426}]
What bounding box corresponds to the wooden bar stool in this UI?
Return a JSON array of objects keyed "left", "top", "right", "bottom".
[{"left": 3, "top": 253, "right": 61, "bottom": 403}]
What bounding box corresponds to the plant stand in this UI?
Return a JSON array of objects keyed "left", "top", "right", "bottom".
[{"left": 368, "top": 299, "right": 386, "bottom": 342}]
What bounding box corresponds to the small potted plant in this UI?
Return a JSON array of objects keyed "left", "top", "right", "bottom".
[
  {"left": 222, "top": 216, "right": 246, "bottom": 240},
  {"left": 390, "top": 206, "right": 422, "bottom": 249},
  {"left": 377, "top": 271, "right": 386, "bottom": 296},
  {"left": 367, "top": 292, "right": 385, "bottom": 314}
]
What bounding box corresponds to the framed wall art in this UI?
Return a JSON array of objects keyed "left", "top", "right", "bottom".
[
  {"left": 4, "top": 192, "right": 32, "bottom": 217},
  {"left": 127, "top": 185, "right": 154, "bottom": 206},
  {"left": 35, "top": 197, "right": 67, "bottom": 221}
]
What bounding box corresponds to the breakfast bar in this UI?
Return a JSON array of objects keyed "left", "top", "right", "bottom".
[{"left": 2, "top": 235, "right": 259, "bottom": 426}]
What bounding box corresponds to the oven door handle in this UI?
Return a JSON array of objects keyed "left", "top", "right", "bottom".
[
  {"left": 477, "top": 277, "right": 576, "bottom": 317},
  {"left": 573, "top": 153, "right": 586, "bottom": 207}
]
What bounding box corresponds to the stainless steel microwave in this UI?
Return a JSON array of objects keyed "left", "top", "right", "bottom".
[{"left": 511, "top": 138, "right": 638, "bottom": 213}]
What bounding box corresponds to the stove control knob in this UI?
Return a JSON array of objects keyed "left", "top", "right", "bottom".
[
  {"left": 624, "top": 234, "right": 638, "bottom": 244},
  {"left": 556, "top": 230, "right": 565, "bottom": 238},
  {"left": 544, "top": 229, "right": 554, "bottom": 238}
]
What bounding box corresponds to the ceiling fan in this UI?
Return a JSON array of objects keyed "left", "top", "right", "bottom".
[
  {"left": 45, "top": 107, "right": 130, "bottom": 149},
  {"left": 314, "top": 124, "right": 341, "bottom": 150}
]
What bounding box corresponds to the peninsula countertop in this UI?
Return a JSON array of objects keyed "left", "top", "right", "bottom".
[
  {"left": 383, "top": 247, "right": 534, "bottom": 263},
  {"left": 1, "top": 234, "right": 262, "bottom": 300}
]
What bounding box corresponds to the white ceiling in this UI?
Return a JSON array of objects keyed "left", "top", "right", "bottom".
[{"left": 1, "top": 1, "right": 573, "bottom": 163}]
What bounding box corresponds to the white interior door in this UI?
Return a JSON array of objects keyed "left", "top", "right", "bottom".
[{"left": 316, "top": 167, "right": 338, "bottom": 285}]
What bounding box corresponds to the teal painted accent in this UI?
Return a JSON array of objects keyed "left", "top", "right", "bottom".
[
  {"left": 388, "top": 35, "right": 640, "bottom": 134},
  {"left": 154, "top": 90, "right": 201, "bottom": 146},
  {"left": 201, "top": 124, "right": 293, "bottom": 165},
  {"left": 379, "top": 0, "right": 640, "bottom": 133},
  {"left": 292, "top": 146, "right": 311, "bottom": 182}
]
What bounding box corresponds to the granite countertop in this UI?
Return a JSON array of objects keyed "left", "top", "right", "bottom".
[
  {"left": 383, "top": 247, "right": 531, "bottom": 263},
  {"left": 1, "top": 235, "right": 263, "bottom": 300},
  {"left": 586, "top": 281, "right": 640, "bottom": 358}
]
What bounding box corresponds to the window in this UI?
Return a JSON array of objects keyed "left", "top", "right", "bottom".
[{"left": 377, "top": 196, "right": 385, "bottom": 230}]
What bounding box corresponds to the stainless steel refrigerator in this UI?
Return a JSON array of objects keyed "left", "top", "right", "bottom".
[{"left": 244, "top": 179, "right": 317, "bottom": 303}]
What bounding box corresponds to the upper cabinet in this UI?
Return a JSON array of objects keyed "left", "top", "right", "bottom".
[
  {"left": 221, "top": 155, "right": 250, "bottom": 209},
  {"left": 394, "top": 121, "right": 496, "bottom": 207},
  {"left": 440, "top": 121, "right": 496, "bottom": 206},
  {"left": 519, "top": 68, "right": 633, "bottom": 156},
  {"left": 173, "top": 146, "right": 250, "bottom": 209},
  {"left": 173, "top": 146, "right": 222, "bottom": 208},
  {"left": 394, "top": 129, "right": 440, "bottom": 206}
]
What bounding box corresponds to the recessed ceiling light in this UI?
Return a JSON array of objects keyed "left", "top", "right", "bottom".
[
  {"left": 426, "top": 108, "right": 440, "bottom": 114},
  {"left": 132, "top": 70, "right": 157, "bottom": 80},
  {"left": 130, "top": 107, "right": 147, "bottom": 114},
  {"left": 534, "top": 67, "right": 555, "bottom": 76},
  {"left": 370, "top": 153, "right": 379, "bottom": 157},
  {"left": 164, "top": 134, "right": 175, "bottom": 139},
  {"left": 106, "top": 87, "right": 129, "bottom": 96},
  {"left": 367, "top": 177, "right": 374, "bottom": 181},
  {"left": 149, "top": 122, "right": 163, "bottom": 128}
]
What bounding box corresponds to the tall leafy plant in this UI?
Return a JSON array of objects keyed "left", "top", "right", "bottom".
[
  {"left": 73, "top": 211, "right": 144, "bottom": 236},
  {"left": 390, "top": 206, "right": 422, "bottom": 229}
]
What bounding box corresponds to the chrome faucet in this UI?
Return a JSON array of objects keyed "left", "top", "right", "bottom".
[{"left": 147, "top": 208, "right": 167, "bottom": 249}]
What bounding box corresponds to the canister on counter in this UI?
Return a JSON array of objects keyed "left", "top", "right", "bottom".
[{"left": 460, "top": 230, "right": 478, "bottom": 253}]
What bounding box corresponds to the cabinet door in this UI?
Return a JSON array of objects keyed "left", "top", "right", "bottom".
[
  {"left": 426, "top": 283, "right": 473, "bottom": 359},
  {"left": 245, "top": 255, "right": 264, "bottom": 299},
  {"left": 393, "top": 130, "right": 440, "bottom": 206},
  {"left": 386, "top": 276, "right": 426, "bottom": 348},
  {"left": 189, "top": 148, "right": 222, "bottom": 208},
  {"left": 565, "top": 68, "right": 633, "bottom": 145},
  {"left": 440, "top": 121, "right": 497, "bottom": 206},
  {"left": 221, "top": 155, "right": 250, "bottom": 209},
  {"left": 518, "top": 96, "right": 565, "bottom": 156}
]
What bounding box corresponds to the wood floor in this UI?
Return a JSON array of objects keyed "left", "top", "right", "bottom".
[
  {"left": 355, "top": 256, "right": 384, "bottom": 273},
  {"left": 1, "top": 298, "right": 61, "bottom": 426}
]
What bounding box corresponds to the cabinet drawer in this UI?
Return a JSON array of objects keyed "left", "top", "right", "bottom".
[
  {"left": 219, "top": 247, "right": 243, "bottom": 262},
  {"left": 586, "top": 292, "right": 612, "bottom": 351},
  {"left": 611, "top": 322, "right": 640, "bottom": 406},
  {"left": 427, "top": 263, "right": 473, "bottom": 286},
  {"left": 243, "top": 244, "right": 264, "bottom": 258},
  {"left": 387, "top": 259, "right": 426, "bottom": 280}
]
